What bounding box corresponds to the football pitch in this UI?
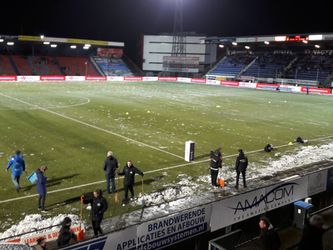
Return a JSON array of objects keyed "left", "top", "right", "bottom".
[{"left": 1, "top": 81, "right": 333, "bottom": 230}]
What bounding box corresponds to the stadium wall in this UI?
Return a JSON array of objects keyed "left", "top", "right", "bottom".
[{"left": 0, "top": 75, "right": 331, "bottom": 95}]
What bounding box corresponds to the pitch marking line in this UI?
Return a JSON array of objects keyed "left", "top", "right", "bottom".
[
  {"left": 0, "top": 92, "right": 183, "bottom": 160},
  {"left": 1, "top": 134, "right": 332, "bottom": 204}
]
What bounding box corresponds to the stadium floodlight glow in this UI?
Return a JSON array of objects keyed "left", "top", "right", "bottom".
[
  {"left": 84, "top": 44, "right": 91, "bottom": 47},
  {"left": 218, "top": 44, "right": 224, "bottom": 48},
  {"left": 245, "top": 45, "right": 250, "bottom": 50},
  {"left": 70, "top": 45, "right": 77, "bottom": 49},
  {"left": 40, "top": 35, "right": 45, "bottom": 39},
  {"left": 0, "top": 38, "right": 4, "bottom": 43},
  {"left": 302, "top": 40, "right": 308, "bottom": 44},
  {"left": 43, "top": 41, "right": 50, "bottom": 45},
  {"left": 275, "top": 36, "right": 286, "bottom": 42},
  {"left": 264, "top": 41, "right": 270, "bottom": 45},
  {"left": 315, "top": 44, "right": 320, "bottom": 48},
  {"left": 232, "top": 42, "right": 237, "bottom": 46},
  {"left": 7, "top": 42, "right": 14, "bottom": 46},
  {"left": 309, "top": 34, "right": 323, "bottom": 41},
  {"left": 50, "top": 44, "right": 57, "bottom": 48},
  {"left": 83, "top": 46, "right": 90, "bottom": 50}
]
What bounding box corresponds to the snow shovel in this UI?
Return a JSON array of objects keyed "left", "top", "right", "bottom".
[
  {"left": 140, "top": 176, "right": 145, "bottom": 219},
  {"left": 114, "top": 177, "right": 119, "bottom": 204},
  {"left": 77, "top": 195, "right": 85, "bottom": 241}
]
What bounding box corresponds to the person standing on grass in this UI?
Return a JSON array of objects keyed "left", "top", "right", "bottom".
[
  {"left": 36, "top": 165, "right": 48, "bottom": 212},
  {"left": 6, "top": 150, "right": 26, "bottom": 192},
  {"left": 235, "top": 149, "right": 248, "bottom": 189},
  {"left": 103, "top": 151, "right": 118, "bottom": 194},
  {"left": 118, "top": 160, "right": 144, "bottom": 205},
  {"left": 210, "top": 147, "right": 222, "bottom": 188},
  {"left": 88, "top": 189, "right": 108, "bottom": 237}
]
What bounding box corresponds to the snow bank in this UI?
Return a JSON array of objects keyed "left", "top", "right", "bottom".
[{"left": 0, "top": 214, "right": 80, "bottom": 241}]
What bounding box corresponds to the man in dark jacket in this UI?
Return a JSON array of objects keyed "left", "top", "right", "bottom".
[
  {"left": 36, "top": 165, "right": 48, "bottom": 212},
  {"left": 298, "top": 214, "right": 326, "bottom": 250},
  {"left": 57, "top": 217, "right": 77, "bottom": 247},
  {"left": 210, "top": 147, "right": 222, "bottom": 187},
  {"left": 235, "top": 149, "right": 248, "bottom": 189},
  {"left": 85, "top": 189, "right": 108, "bottom": 237},
  {"left": 259, "top": 216, "right": 281, "bottom": 250},
  {"left": 103, "top": 151, "right": 118, "bottom": 194},
  {"left": 6, "top": 150, "right": 26, "bottom": 192},
  {"left": 118, "top": 160, "right": 144, "bottom": 204}
]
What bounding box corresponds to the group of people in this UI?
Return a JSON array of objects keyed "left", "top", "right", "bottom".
[{"left": 210, "top": 147, "right": 248, "bottom": 189}]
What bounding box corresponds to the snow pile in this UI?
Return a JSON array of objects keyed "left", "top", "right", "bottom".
[
  {"left": 134, "top": 175, "right": 202, "bottom": 207},
  {"left": 0, "top": 214, "right": 80, "bottom": 240}
]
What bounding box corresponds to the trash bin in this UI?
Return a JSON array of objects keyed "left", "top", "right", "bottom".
[
  {"left": 294, "top": 200, "right": 313, "bottom": 229},
  {"left": 184, "top": 140, "right": 195, "bottom": 162}
]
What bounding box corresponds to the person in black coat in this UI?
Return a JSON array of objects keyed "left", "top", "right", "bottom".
[
  {"left": 259, "top": 216, "right": 281, "bottom": 250},
  {"left": 85, "top": 189, "right": 108, "bottom": 237},
  {"left": 36, "top": 165, "right": 48, "bottom": 211},
  {"left": 118, "top": 160, "right": 144, "bottom": 204},
  {"left": 235, "top": 149, "right": 248, "bottom": 189},
  {"left": 103, "top": 151, "right": 118, "bottom": 194},
  {"left": 298, "top": 214, "right": 326, "bottom": 250},
  {"left": 57, "top": 217, "right": 77, "bottom": 247},
  {"left": 210, "top": 147, "right": 222, "bottom": 187}
]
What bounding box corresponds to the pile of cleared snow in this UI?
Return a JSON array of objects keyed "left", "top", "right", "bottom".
[{"left": 0, "top": 214, "right": 80, "bottom": 240}]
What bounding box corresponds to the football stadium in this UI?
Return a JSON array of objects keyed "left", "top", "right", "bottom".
[{"left": 1, "top": 0, "right": 333, "bottom": 249}]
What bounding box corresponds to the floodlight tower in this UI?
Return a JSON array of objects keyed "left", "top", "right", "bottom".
[{"left": 171, "top": 0, "right": 186, "bottom": 56}]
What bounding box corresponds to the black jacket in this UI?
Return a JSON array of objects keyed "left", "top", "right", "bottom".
[
  {"left": 103, "top": 156, "right": 118, "bottom": 177},
  {"left": 235, "top": 153, "right": 248, "bottom": 172},
  {"left": 83, "top": 196, "right": 108, "bottom": 221},
  {"left": 210, "top": 150, "right": 222, "bottom": 169},
  {"left": 57, "top": 225, "right": 77, "bottom": 247},
  {"left": 260, "top": 226, "right": 281, "bottom": 250},
  {"left": 118, "top": 165, "right": 143, "bottom": 186}
]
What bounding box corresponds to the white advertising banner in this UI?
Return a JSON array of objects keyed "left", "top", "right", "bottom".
[
  {"left": 65, "top": 76, "right": 85, "bottom": 81},
  {"left": 211, "top": 177, "right": 309, "bottom": 231},
  {"left": 17, "top": 76, "right": 40, "bottom": 82},
  {"left": 107, "top": 76, "right": 124, "bottom": 81},
  {"left": 308, "top": 169, "right": 328, "bottom": 196},
  {"left": 206, "top": 79, "right": 220, "bottom": 86},
  {"left": 104, "top": 226, "right": 137, "bottom": 250},
  {"left": 177, "top": 77, "right": 191, "bottom": 83},
  {"left": 142, "top": 77, "right": 158, "bottom": 82},
  {"left": 239, "top": 82, "right": 257, "bottom": 89}
]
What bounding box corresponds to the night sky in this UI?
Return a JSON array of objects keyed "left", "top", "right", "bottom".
[{"left": 1, "top": 0, "right": 332, "bottom": 61}]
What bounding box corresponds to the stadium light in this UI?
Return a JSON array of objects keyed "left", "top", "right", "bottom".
[
  {"left": 84, "top": 44, "right": 91, "bottom": 47},
  {"left": 302, "top": 40, "right": 308, "bottom": 44},
  {"left": 264, "top": 41, "right": 270, "bottom": 45},
  {"left": 315, "top": 44, "right": 320, "bottom": 48},
  {"left": 309, "top": 34, "right": 323, "bottom": 41},
  {"left": 50, "top": 44, "right": 57, "bottom": 48},
  {"left": 43, "top": 41, "right": 50, "bottom": 45},
  {"left": 0, "top": 38, "right": 4, "bottom": 43},
  {"left": 83, "top": 46, "right": 90, "bottom": 50},
  {"left": 232, "top": 42, "right": 237, "bottom": 46},
  {"left": 70, "top": 45, "right": 77, "bottom": 49},
  {"left": 218, "top": 44, "right": 224, "bottom": 48},
  {"left": 40, "top": 35, "right": 45, "bottom": 40},
  {"left": 245, "top": 45, "right": 250, "bottom": 50},
  {"left": 7, "top": 42, "right": 14, "bottom": 46},
  {"left": 275, "top": 36, "right": 286, "bottom": 42}
]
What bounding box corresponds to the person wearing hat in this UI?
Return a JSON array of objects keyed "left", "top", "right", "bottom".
[
  {"left": 298, "top": 214, "right": 326, "bottom": 250},
  {"left": 6, "top": 150, "right": 26, "bottom": 192},
  {"left": 235, "top": 149, "right": 248, "bottom": 189},
  {"left": 36, "top": 165, "right": 48, "bottom": 212},
  {"left": 103, "top": 151, "right": 119, "bottom": 194},
  {"left": 57, "top": 217, "right": 77, "bottom": 247},
  {"left": 259, "top": 216, "right": 281, "bottom": 250}
]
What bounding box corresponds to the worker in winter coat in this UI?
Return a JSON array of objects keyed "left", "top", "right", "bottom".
[
  {"left": 6, "top": 150, "right": 26, "bottom": 192},
  {"left": 36, "top": 165, "right": 48, "bottom": 211},
  {"left": 118, "top": 160, "right": 144, "bottom": 204},
  {"left": 87, "top": 189, "right": 108, "bottom": 237},
  {"left": 57, "top": 217, "right": 77, "bottom": 247},
  {"left": 103, "top": 151, "right": 118, "bottom": 194},
  {"left": 210, "top": 147, "right": 222, "bottom": 187},
  {"left": 235, "top": 149, "right": 248, "bottom": 189}
]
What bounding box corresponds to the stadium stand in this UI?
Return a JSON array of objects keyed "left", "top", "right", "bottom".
[
  {"left": 92, "top": 57, "right": 133, "bottom": 76},
  {"left": 12, "top": 55, "right": 32, "bottom": 75},
  {"left": 0, "top": 55, "right": 16, "bottom": 75},
  {"left": 57, "top": 56, "right": 99, "bottom": 76},
  {"left": 207, "top": 53, "right": 256, "bottom": 78}
]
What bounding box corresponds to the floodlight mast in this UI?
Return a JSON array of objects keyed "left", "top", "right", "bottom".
[{"left": 171, "top": 0, "right": 186, "bottom": 56}]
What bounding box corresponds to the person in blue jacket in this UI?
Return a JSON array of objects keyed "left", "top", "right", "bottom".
[
  {"left": 6, "top": 150, "right": 26, "bottom": 192},
  {"left": 36, "top": 165, "right": 48, "bottom": 211}
]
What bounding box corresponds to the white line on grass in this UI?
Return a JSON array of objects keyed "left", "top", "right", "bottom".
[
  {"left": 0, "top": 92, "right": 183, "bottom": 160},
  {"left": 1, "top": 134, "right": 332, "bottom": 204}
]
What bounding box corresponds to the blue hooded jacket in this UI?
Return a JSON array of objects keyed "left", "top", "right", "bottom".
[
  {"left": 36, "top": 169, "right": 47, "bottom": 196},
  {"left": 7, "top": 154, "right": 26, "bottom": 177}
]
